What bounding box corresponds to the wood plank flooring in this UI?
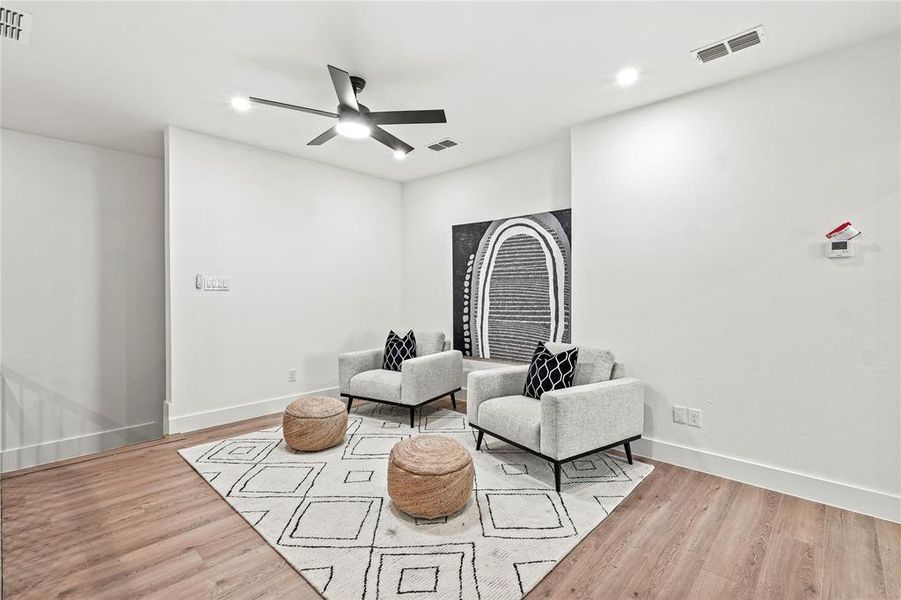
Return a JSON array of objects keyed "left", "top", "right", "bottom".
[{"left": 3, "top": 397, "right": 898, "bottom": 599}]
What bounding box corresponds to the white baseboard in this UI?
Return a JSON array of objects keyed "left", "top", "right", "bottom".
[
  {"left": 167, "top": 387, "right": 340, "bottom": 433},
  {"left": 168, "top": 386, "right": 899, "bottom": 523},
  {"left": 631, "top": 436, "right": 901, "bottom": 524},
  {"left": 2, "top": 421, "right": 163, "bottom": 472}
]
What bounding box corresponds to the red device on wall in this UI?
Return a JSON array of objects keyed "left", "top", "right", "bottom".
[{"left": 826, "top": 222, "right": 861, "bottom": 242}]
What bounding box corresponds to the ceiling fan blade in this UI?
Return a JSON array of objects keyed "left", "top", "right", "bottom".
[
  {"left": 370, "top": 126, "right": 414, "bottom": 154},
  {"left": 369, "top": 110, "right": 447, "bottom": 125},
  {"left": 307, "top": 126, "right": 338, "bottom": 146},
  {"left": 249, "top": 97, "right": 337, "bottom": 118},
  {"left": 327, "top": 65, "right": 359, "bottom": 111}
]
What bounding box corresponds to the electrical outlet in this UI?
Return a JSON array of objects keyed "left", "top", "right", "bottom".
[
  {"left": 673, "top": 405, "right": 687, "bottom": 424},
  {"left": 687, "top": 408, "right": 702, "bottom": 427},
  {"left": 288, "top": 368, "right": 296, "bottom": 383}
]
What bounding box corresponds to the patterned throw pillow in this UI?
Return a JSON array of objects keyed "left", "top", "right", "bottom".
[
  {"left": 383, "top": 330, "right": 417, "bottom": 371},
  {"left": 523, "top": 342, "right": 579, "bottom": 399}
]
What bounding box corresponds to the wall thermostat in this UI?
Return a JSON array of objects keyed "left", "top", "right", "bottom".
[{"left": 826, "top": 240, "right": 854, "bottom": 258}]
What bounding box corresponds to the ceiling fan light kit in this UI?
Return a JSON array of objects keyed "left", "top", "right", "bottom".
[
  {"left": 245, "top": 65, "right": 447, "bottom": 157},
  {"left": 335, "top": 107, "right": 372, "bottom": 139}
]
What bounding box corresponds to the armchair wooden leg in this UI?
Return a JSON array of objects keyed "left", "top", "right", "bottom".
[
  {"left": 475, "top": 430, "right": 484, "bottom": 450},
  {"left": 346, "top": 397, "right": 353, "bottom": 413},
  {"left": 554, "top": 463, "right": 562, "bottom": 492},
  {"left": 409, "top": 407, "right": 415, "bottom": 428},
  {"left": 624, "top": 441, "right": 633, "bottom": 464},
  {"left": 450, "top": 392, "right": 457, "bottom": 411}
]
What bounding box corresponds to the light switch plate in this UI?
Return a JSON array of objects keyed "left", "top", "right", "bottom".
[
  {"left": 198, "top": 275, "right": 231, "bottom": 291},
  {"left": 673, "top": 405, "right": 687, "bottom": 424}
]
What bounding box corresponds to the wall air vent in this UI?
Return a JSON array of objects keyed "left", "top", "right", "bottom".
[
  {"left": 428, "top": 139, "right": 459, "bottom": 152},
  {"left": 0, "top": 6, "right": 32, "bottom": 45},
  {"left": 692, "top": 26, "right": 766, "bottom": 63}
]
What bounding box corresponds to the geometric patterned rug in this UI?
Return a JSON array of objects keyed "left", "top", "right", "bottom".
[{"left": 179, "top": 402, "right": 653, "bottom": 599}]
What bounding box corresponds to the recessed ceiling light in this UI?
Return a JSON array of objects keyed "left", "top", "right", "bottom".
[
  {"left": 230, "top": 96, "right": 251, "bottom": 112},
  {"left": 393, "top": 150, "right": 407, "bottom": 160},
  {"left": 616, "top": 68, "right": 640, "bottom": 87}
]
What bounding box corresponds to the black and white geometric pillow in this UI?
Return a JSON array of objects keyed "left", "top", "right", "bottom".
[
  {"left": 523, "top": 342, "right": 579, "bottom": 399},
  {"left": 383, "top": 330, "right": 417, "bottom": 371}
]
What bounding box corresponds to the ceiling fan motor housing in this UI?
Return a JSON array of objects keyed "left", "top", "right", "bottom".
[
  {"left": 337, "top": 104, "right": 371, "bottom": 127},
  {"left": 349, "top": 75, "right": 366, "bottom": 95}
]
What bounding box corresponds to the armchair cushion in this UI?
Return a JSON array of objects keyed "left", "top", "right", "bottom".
[
  {"left": 349, "top": 369, "right": 402, "bottom": 403},
  {"left": 477, "top": 395, "right": 541, "bottom": 452},
  {"left": 338, "top": 348, "right": 383, "bottom": 394},
  {"left": 545, "top": 342, "right": 615, "bottom": 385},
  {"left": 415, "top": 331, "right": 446, "bottom": 356},
  {"left": 466, "top": 365, "right": 529, "bottom": 427}
]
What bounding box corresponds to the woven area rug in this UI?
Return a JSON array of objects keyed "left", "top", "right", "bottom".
[{"left": 179, "top": 401, "right": 653, "bottom": 599}]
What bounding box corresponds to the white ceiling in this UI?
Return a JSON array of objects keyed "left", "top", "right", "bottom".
[{"left": 2, "top": 2, "right": 898, "bottom": 182}]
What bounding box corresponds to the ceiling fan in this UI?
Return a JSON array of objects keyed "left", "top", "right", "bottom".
[{"left": 246, "top": 65, "right": 447, "bottom": 158}]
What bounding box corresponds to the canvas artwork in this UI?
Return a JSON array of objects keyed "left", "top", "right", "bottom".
[{"left": 452, "top": 210, "right": 572, "bottom": 362}]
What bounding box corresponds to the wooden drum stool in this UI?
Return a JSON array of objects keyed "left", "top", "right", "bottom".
[
  {"left": 283, "top": 396, "right": 347, "bottom": 451},
  {"left": 387, "top": 435, "right": 474, "bottom": 519}
]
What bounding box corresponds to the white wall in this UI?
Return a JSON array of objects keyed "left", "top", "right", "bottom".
[
  {"left": 401, "top": 140, "right": 571, "bottom": 337},
  {"left": 571, "top": 35, "right": 900, "bottom": 521},
  {"left": 1, "top": 130, "right": 165, "bottom": 470},
  {"left": 165, "top": 128, "right": 403, "bottom": 431}
]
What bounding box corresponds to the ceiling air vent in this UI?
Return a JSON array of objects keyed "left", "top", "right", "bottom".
[
  {"left": 692, "top": 26, "right": 766, "bottom": 63},
  {"left": 697, "top": 43, "right": 729, "bottom": 63},
  {"left": 728, "top": 30, "right": 761, "bottom": 53},
  {"left": 428, "top": 139, "right": 459, "bottom": 152},
  {"left": 0, "top": 6, "right": 32, "bottom": 45}
]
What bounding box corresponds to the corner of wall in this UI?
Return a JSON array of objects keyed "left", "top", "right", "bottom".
[
  {"left": 399, "top": 179, "right": 410, "bottom": 328},
  {"left": 163, "top": 127, "right": 173, "bottom": 419}
]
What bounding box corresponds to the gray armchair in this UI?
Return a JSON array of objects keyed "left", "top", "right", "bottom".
[
  {"left": 466, "top": 343, "right": 643, "bottom": 491},
  {"left": 339, "top": 331, "right": 463, "bottom": 427}
]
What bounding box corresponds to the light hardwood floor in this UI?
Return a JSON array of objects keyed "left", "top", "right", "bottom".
[{"left": 2, "top": 397, "right": 898, "bottom": 599}]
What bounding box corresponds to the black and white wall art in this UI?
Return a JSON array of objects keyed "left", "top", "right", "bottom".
[{"left": 453, "top": 210, "right": 572, "bottom": 362}]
